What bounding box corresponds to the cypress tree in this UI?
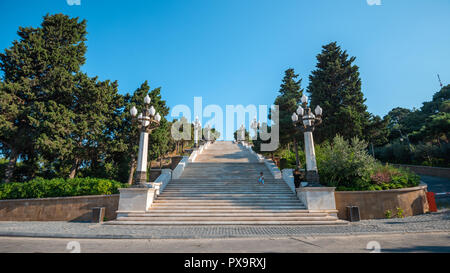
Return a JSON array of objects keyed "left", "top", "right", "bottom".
[
  {"left": 273, "top": 68, "right": 303, "bottom": 148},
  {"left": 0, "top": 14, "right": 88, "bottom": 181},
  {"left": 307, "top": 42, "right": 369, "bottom": 143}
]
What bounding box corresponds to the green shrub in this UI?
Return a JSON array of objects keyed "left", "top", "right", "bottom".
[
  {"left": 317, "top": 135, "right": 378, "bottom": 190},
  {"left": 0, "top": 177, "right": 128, "bottom": 200},
  {"left": 317, "top": 135, "right": 420, "bottom": 191},
  {"left": 385, "top": 210, "right": 392, "bottom": 219}
]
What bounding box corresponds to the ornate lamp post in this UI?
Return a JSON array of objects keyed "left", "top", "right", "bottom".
[
  {"left": 250, "top": 117, "right": 260, "bottom": 140},
  {"left": 204, "top": 124, "right": 212, "bottom": 142},
  {"left": 130, "top": 95, "right": 161, "bottom": 187},
  {"left": 193, "top": 116, "right": 201, "bottom": 148},
  {"left": 238, "top": 124, "right": 246, "bottom": 142},
  {"left": 291, "top": 95, "right": 323, "bottom": 186}
]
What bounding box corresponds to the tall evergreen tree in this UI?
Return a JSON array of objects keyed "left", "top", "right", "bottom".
[
  {"left": 307, "top": 42, "right": 369, "bottom": 143},
  {"left": 272, "top": 68, "right": 303, "bottom": 151},
  {"left": 0, "top": 14, "right": 87, "bottom": 182}
]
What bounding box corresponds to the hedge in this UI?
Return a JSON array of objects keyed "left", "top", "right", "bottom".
[{"left": 0, "top": 177, "right": 129, "bottom": 200}]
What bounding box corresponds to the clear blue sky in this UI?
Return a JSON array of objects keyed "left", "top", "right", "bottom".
[{"left": 1, "top": 0, "right": 449, "bottom": 128}]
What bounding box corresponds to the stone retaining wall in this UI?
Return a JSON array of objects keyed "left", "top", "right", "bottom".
[
  {"left": 392, "top": 164, "right": 450, "bottom": 179},
  {"left": 334, "top": 185, "right": 429, "bottom": 220},
  {"left": 0, "top": 195, "right": 119, "bottom": 222}
]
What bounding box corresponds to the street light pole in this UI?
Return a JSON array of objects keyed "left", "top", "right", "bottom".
[
  {"left": 238, "top": 124, "right": 246, "bottom": 143},
  {"left": 130, "top": 95, "right": 161, "bottom": 187},
  {"left": 292, "top": 95, "right": 323, "bottom": 186},
  {"left": 205, "top": 124, "right": 212, "bottom": 142},
  {"left": 250, "top": 117, "right": 260, "bottom": 140},
  {"left": 193, "top": 116, "right": 201, "bottom": 148}
]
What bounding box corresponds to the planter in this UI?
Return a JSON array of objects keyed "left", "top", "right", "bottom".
[{"left": 334, "top": 185, "right": 429, "bottom": 220}]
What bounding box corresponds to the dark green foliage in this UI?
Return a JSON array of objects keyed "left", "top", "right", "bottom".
[
  {"left": 273, "top": 68, "right": 303, "bottom": 149},
  {"left": 233, "top": 128, "right": 251, "bottom": 142},
  {"left": 316, "top": 136, "right": 420, "bottom": 191},
  {"left": 0, "top": 14, "right": 174, "bottom": 184},
  {"left": 307, "top": 42, "right": 371, "bottom": 143},
  {"left": 380, "top": 85, "right": 450, "bottom": 167},
  {"left": 0, "top": 177, "right": 128, "bottom": 200}
]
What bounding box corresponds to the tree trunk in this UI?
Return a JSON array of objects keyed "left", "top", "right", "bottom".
[
  {"left": 127, "top": 157, "right": 137, "bottom": 185},
  {"left": 4, "top": 148, "right": 19, "bottom": 183},
  {"left": 69, "top": 158, "right": 81, "bottom": 179}
]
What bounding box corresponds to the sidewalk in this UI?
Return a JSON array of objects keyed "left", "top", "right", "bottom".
[{"left": 0, "top": 210, "right": 448, "bottom": 239}]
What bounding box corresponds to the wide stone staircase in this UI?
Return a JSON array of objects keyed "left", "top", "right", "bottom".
[{"left": 114, "top": 142, "right": 346, "bottom": 225}]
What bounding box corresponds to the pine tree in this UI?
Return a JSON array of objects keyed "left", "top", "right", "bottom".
[
  {"left": 0, "top": 14, "right": 88, "bottom": 181},
  {"left": 307, "top": 42, "right": 369, "bottom": 143},
  {"left": 273, "top": 68, "right": 303, "bottom": 147}
]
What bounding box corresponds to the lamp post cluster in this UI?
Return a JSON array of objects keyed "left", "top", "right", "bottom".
[
  {"left": 204, "top": 124, "right": 212, "bottom": 141},
  {"left": 237, "top": 124, "right": 246, "bottom": 142},
  {"left": 130, "top": 95, "right": 162, "bottom": 187},
  {"left": 291, "top": 94, "right": 323, "bottom": 186},
  {"left": 193, "top": 116, "right": 202, "bottom": 148},
  {"left": 250, "top": 116, "right": 261, "bottom": 139}
]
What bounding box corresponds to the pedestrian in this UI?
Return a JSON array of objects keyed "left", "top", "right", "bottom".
[{"left": 258, "top": 172, "right": 265, "bottom": 185}]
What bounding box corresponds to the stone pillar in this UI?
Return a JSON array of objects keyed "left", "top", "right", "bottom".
[
  {"left": 304, "top": 130, "right": 320, "bottom": 184},
  {"left": 134, "top": 131, "right": 149, "bottom": 186}
]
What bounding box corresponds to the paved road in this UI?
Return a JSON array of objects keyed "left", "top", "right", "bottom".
[
  {"left": 421, "top": 175, "right": 450, "bottom": 208},
  {"left": 0, "top": 232, "right": 449, "bottom": 253}
]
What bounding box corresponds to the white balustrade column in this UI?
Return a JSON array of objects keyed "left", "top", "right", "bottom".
[
  {"left": 194, "top": 128, "right": 198, "bottom": 147},
  {"left": 135, "top": 131, "right": 149, "bottom": 185},
  {"left": 304, "top": 131, "right": 318, "bottom": 172}
]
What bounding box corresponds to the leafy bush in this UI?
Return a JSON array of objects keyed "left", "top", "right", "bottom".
[
  {"left": 317, "top": 136, "right": 378, "bottom": 190},
  {"left": 317, "top": 135, "right": 420, "bottom": 191},
  {"left": 0, "top": 177, "right": 128, "bottom": 200},
  {"left": 374, "top": 142, "right": 450, "bottom": 167}
]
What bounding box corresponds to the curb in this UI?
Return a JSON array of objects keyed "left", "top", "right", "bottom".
[{"left": 1, "top": 229, "right": 449, "bottom": 240}]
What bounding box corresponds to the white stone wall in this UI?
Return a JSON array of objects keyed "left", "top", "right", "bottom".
[
  {"left": 282, "top": 169, "right": 296, "bottom": 193},
  {"left": 172, "top": 156, "right": 189, "bottom": 179},
  {"left": 264, "top": 159, "right": 282, "bottom": 179}
]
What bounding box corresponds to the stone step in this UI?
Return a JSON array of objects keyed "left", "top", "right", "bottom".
[
  {"left": 172, "top": 178, "right": 281, "bottom": 181},
  {"left": 158, "top": 196, "right": 298, "bottom": 200},
  {"left": 168, "top": 183, "right": 283, "bottom": 186},
  {"left": 162, "top": 189, "right": 291, "bottom": 192},
  {"left": 161, "top": 190, "right": 295, "bottom": 196},
  {"left": 154, "top": 199, "right": 301, "bottom": 203},
  {"left": 121, "top": 212, "right": 329, "bottom": 217},
  {"left": 143, "top": 208, "right": 309, "bottom": 212},
  {"left": 116, "top": 216, "right": 338, "bottom": 222},
  {"left": 166, "top": 183, "right": 290, "bottom": 187},
  {"left": 109, "top": 220, "right": 348, "bottom": 225},
  {"left": 152, "top": 204, "right": 306, "bottom": 209}
]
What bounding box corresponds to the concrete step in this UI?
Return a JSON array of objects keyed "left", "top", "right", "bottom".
[
  {"left": 154, "top": 200, "right": 302, "bottom": 204},
  {"left": 157, "top": 197, "right": 299, "bottom": 201},
  {"left": 161, "top": 193, "right": 294, "bottom": 196},
  {"left": 165, "top": 185, "right": 287, "bottom": 188},
  {"left": 122, "top": 209, "right": 313, "bottom": 213},
  {"left": 171, "top": 179, "right": 281, "bottom": 182},
  {"left": 159, "top": 193, "right": 297, "bottom": 197},
  {"left": 151, "top": 202, "right": 306, "bottom": 207},
  {"left": 162, "top": 187, "right": 291, "bottom": 191},
  {"left": 163, "top": 187, "right": 294, "bottom": 194},
  {"left": 108, "top": 220, "right": 348, "bottom": 225},
  {"left": 121, "top": 212, "right": 329, "bottom": 217},
  {"left": 116, "top": 216, "right": 339, "bottom": 222}
]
